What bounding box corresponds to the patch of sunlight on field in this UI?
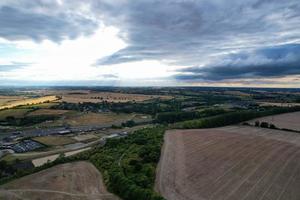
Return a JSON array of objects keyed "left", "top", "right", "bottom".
[{"left": 0, "top": 96, "right": 59, "bottom": 110}]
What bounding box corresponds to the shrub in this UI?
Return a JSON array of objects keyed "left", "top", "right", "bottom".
[
  {"left": 260, "top": 122, "right": 269, "bottom": 128},
  {"left": 269, "top": 124, "right": 277, "bottom": 129}
]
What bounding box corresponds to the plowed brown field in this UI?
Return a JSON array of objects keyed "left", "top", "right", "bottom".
[
  {"left": 247, "top": 111, "right": 300, "bottom": 131},
  {"left": 156, "top": 127, "right": 300, "bottom": 200},
  {"left": 0, "top": 161, "right": 120, "bottom": 200}
]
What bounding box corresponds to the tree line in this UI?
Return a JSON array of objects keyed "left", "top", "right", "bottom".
[
  {"left": 172, "top": 106, "right": 300, "bottom": 129},
  {"left": 155, "top": 108, "right": 227, "bottom": 124}
]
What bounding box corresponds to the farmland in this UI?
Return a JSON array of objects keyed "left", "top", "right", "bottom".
[
  {"left": 0, "top": 108, "right": 32, "bottom": 120},
  {"left": 0, "top": 96, "right": 59, "bottom": 110},
  {"left": 63, "top": 112, "right": 135, "bottom": 126},
  {"left": 259, "top": 102, "right": 300, "bottom": 107},
  {"left": 27, "top": 109, "right": 69, "bottom": 116},
  {"left": 156, "top": 128, "right": 300, "bottom": 200},
  {"left": 1, "top": 86, "right": 300, "bottom": 200},
  {"left": 60, "top": 91, "right": 172, "bottom": 103},
  {"left": 247, "top": 111, "right": 300, "bottom": 131},
  {"left": 0, "top": 161, "right": 120, "bottom": 200},
  {"left": 29, "top": 89, "right": 172, "bottom": 103},
  {"left": 32, "top": 148, "right": 91, "bottom": 167},
  {"left": 32, "top": 136, "right": 76, "bottom": 146},
  {"left": 0, "top": 95, "right": 25, "bottom": 105}
]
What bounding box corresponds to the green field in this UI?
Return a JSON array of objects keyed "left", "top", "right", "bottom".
[
  {"left": 32, "top": 136, "right": 76, "bottom": 146},
  {"left": 0, "top": 108, "right": 32, "bottom": 120}
]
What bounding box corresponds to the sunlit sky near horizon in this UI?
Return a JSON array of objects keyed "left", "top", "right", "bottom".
[{"left": 0, "top": 0, "right": 300, "bottom": 87}]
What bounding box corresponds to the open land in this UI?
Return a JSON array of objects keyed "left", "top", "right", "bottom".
[
  {"left": 64, "top": 112, "right": 132, "bottom": 126},
  {"left": 32, "top": 136, "right": 76, "bottom": 146},
  {"left": 247, "top": 111, "right": 300, "bottom": 131},
  {"left": 0, "top": 96, "right": 26, "bottom": 105},
  {"left": 0, "top": 96, "right": 59, "bottom": 110},
  {"left": 60, "top": 91, "right": 172, "bottom": 103},
  {"left": 28, "top": 109, "right": 69, "bottom": 116},
  {"left": 30, "top": 111, "right": 139, "bottom": 129},
  {"left": 0, "top": 161, "right": 120, "bottom": 200},
  {"left": 0, "top": 108, "right": 32, "bottom": 120},
  {"left": 156, "top": 127, "right": 300, "bottom": 200},
  {"left": 31, "top": 148, "right": 91, "bottom": 167},
  {"left": 28, "top": 89, "right": 172, "bottom": 103},
  {"left": 1, "top": 87, "right": 300, "bottom": 200},
  {"left": 259, "top": 102, "right": 300, "bottom": 107}
]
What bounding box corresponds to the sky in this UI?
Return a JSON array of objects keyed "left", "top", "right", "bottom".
[{"left": 0, "top": 0, "right": 300, "bottom": 87}]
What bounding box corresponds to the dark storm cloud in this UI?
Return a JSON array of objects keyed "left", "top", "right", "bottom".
[
  {"left": 0, "top": 1, "right": 97, "bottom": 42},
  {"left": 94, "top": 0, "right": 300, "bottom": 68},
  {"left": 175, "top": 44, "right": 300, "bottom": 81},
  {"left": 0, "top": 62, "right": 31, "bottom": 71}
]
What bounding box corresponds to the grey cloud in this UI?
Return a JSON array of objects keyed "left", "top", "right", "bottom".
[
  {"left": 0, "top": 1, "right": 97, "bottom": 42},
  {"left": 0, "top": 61, "right": 31, "bottom": 71},
  {"left": 101, "top": 74, "right": 119, "bottom": 79},
  {"left": 94, "top": 0, "right": 300, "bottom": 67},
  {"left": 175, "top": 44, "right": 300, "bottom": 81},
  {"left": 1, "top": 0, "right": 300, "bottom": 85}
]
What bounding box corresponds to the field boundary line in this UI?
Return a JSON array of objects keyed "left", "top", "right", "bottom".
[{"left": 1, "top": 189, "right": 115, "bottom": 198}]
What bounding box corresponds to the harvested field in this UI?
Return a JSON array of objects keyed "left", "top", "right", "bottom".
[
  {"left": 259, "top": 102, "right": 300, "bottom": 107},
  {"left": 247, "top": 111, "right": 300, "bottom": 131},
  {"left": 65, "top": 112, "right": 133, "bottom": 126},
  {"left": 216, "top": 125, "right": 300, "bottom": 146},
  {"left": 0, "top": 96, "right": 59, "bottom": 110},
  {"left": 31, "top": 148, "right": 91, "bottom": 167},
  {"left": 0, "top": 161, "right": 119, "bottom": 200},
  {"left": 223, "top": 90, "right": 251, "bottom": 96},
  {"left": 156, "top": 127, "right": 300, "bottom": 200},
  {"left": 35, "top": 112, "right": 132, "bottom": 128},
  {"left": 32, "top": 136, "right": 76, "bottom": 146},
  {"left": 0, "top": 95, "right": 26, "bottom": 105},
  {"left": 73, "top": 134, "right": 98, "bottom": 142},
  {"left": 61, "top": 91, "right": 172, "bottom": 103},
  {"left": 27, "top": 109, "right": 69, "bottom": 116}
]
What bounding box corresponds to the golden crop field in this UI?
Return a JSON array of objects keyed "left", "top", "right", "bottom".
[
  {"left": 60, "top": 91, "right": 172, "bottom": 103},
  {"left": 0, "top": 96, "right": 59, "bottom": 110}
]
